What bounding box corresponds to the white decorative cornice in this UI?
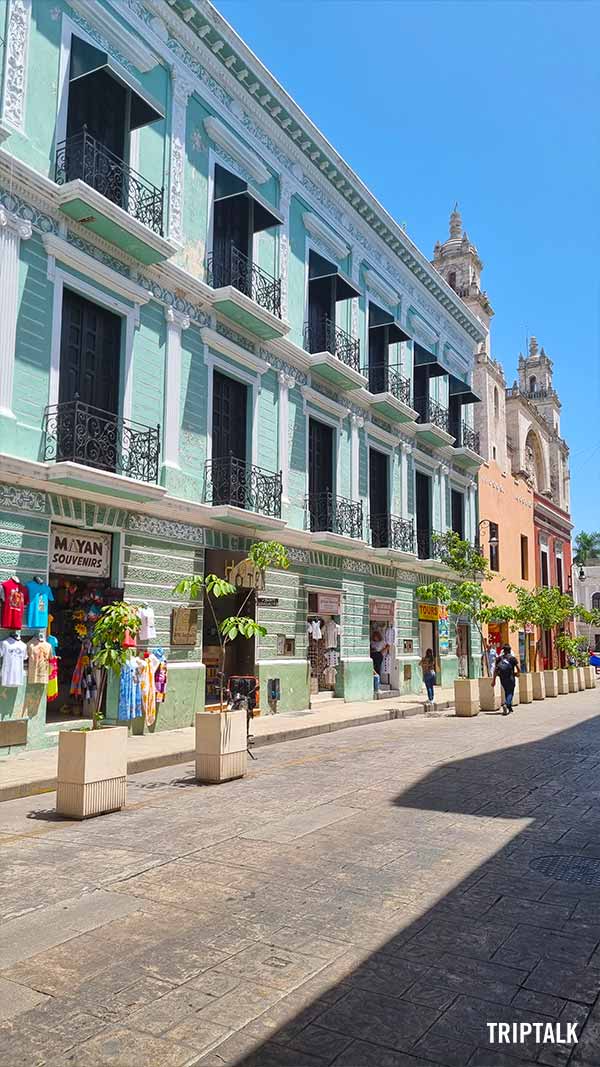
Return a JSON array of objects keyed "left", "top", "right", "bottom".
[
  {"left": 68, "top": 0, "right": 160, "bottom": 71},
  {"left": 0, "top": 206, "right": 32, "bottom": 239},
  {"left": 407, "top": 308, "right": 440, "bottom": 349},
  {"left": 303, "top": 211, "right": 349, "bottom": 261},
  {"left": 201, "top": 326, "right": 269, "bottom": 374},
  {"left": 364, "top": 268, "right": 399, "bottom": 309},
  {"left": 301, "top": 386, "right": 349, "bottom": 422},
  {"left": 366, "top": 422, "right": 400, "bottom": 449},
  {"left": 204, "top": 115, "right": 269, "bottom": 184},
  {"left": 42, "top": 234, "right": 152, "bottom": 305}
]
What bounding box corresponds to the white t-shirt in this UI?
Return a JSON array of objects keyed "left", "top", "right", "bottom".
[
  {"left": 139, "top": 606, "right": 157, "bottom": 641},
  {"left": 0, "top": 638, "right": 27, "bottom": 687},
  {"left": 322, "top": 620, "right": 341, "bottom": 648}
]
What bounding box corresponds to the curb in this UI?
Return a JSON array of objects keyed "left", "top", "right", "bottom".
[{"left": 0, "top": 704, "right": 426, "bottom": 804}]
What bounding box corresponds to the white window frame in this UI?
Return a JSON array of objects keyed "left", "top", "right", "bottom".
[{"left": 203, "top": 349, "right": 260, "bottom": 467}]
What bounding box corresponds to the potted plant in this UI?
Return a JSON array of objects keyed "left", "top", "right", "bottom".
[
  {"left": 556, "top": 634, "right": 586, "bottom": 693},
  {"left": 416, "top": 534, "right": 512, "bottom": 717},
  {"left": 174, "top": 541, "right": 289, "bottom": 783},
  {"left": 55, "top": 601, "right": 141, "bottom": 819},
  {"left": 508, "top": 585, "right": 576, "bottom": 701}
]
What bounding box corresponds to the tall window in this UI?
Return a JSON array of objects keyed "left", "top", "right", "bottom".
[
  {"left": 592, "top": 593, "right": 600, "bottom": 611},
  {"left": 489, "top": 521, "right": 499, "bottom": 572},
  {"left": 529, "top": 375, "right": 537, "bottom": 392},
  {"left": 541, "top": 549, "right": 549, "bottom": 587},
  {"left": 493, "top": 386, "right": 499, "bottom": 417},
  {"left": 521, "top": 535, "right": 529, "bottom": 580}
]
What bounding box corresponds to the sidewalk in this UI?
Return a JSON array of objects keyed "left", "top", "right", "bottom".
[{"left": 0, "top": 687, "right": 455, "bottom": 803}]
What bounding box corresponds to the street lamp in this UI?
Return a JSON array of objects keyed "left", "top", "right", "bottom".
[
  {"left": 568, "top": 562, "right": 586, "bottom": 593},
  {"left": 475, "top": 518, "right": 499, "bottom": 556}
]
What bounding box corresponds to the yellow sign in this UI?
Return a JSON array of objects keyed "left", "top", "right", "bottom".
[{"left": 418, "top": 603, "right": 448, "bottom": 621}]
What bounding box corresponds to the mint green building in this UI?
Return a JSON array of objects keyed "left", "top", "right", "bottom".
[{"left": 0, "top": 0, "right": 486, "bottom": 755}]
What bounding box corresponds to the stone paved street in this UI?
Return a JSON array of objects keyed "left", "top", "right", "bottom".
[{"left": 1, "top": 689, "right": 600, "bottom": 1066}]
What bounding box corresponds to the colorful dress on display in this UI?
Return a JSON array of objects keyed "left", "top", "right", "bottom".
[
  {"left": 139, "top": 655, "right": 157, "bottom": 727},
  {"left": 154, "top": 659, "right": 168, "bottom": 703},
  {"left": 118, "top": 659, "right": 142, "bottom": 721},
  {"left": 47, "top": 656, "right": 58, "bottom": 703}
]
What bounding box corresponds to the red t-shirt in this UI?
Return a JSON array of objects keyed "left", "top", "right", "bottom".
[{"left": 1, "top": 579, "right": 29, "bottom": 629}]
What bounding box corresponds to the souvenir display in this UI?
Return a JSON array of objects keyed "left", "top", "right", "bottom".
[
  {"left": 0, "top": 636, "right": 28, "bottom": 687},
  {"left": 0, "top": 578, "right": 28, "bottom": 630},
  {"left": 27, "top": 635, "right": 52, "bottom": 684},
  {"left": 25, "top": 578, "right": 54, "bottom": 629}
]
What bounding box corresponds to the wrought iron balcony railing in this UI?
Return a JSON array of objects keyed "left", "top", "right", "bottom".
[
  {"left": 371, "top": 514, "right": 415, "bottom": 553},
  {"left": 306, "top": 491, "right": 363, "bottom": 539},
  {"left": 459, "top": 422, "right": 481, "bottom": 453},
  {"left": 43, "top": 400, "right": 160, "bottom": 483},
  {"left": 417, "top": 528, "right": 445, "bottom": 561},
  {"left": 414, "top": 396, "right": 451, "bottom": 434},
  {"left": 303, "top": 317, "right": 360, "bottom": 372},
  {"left": 206, "top": 246, "right": 282, "bottom": 318},
  {"left": 363, "top": 364, "right": 412, "bottom": 405},
  {"left": 55, "top": 128, "right": 164, "bottom": 235},
  {"left": 204, "top": 456, "right": 282, "bottom": 517}
]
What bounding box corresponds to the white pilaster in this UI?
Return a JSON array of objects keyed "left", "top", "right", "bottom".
[
  {"left": 0, "top": 208, "right": 32, "bottom": 418},
  {"left": 277, "top": 371, "right": 294, "bottom": 503},
  {"left": 469, "top": 479, "right": 477, "bottom": 543},
  {"left": 350, "top": 252, "right": 360, "bottom": 343},
  {"left": 351, "top": 413, "right": 364, "bottom": 500},
  {"left": 162, "top": 308, "right": 190, "bottom": 469},
  {"left": 278, "top": 177, "right": 292, "bottom": 322},
  {"left": 440, "top": 463, "right": 449, "bottom": 532},
  {"left": 168, "top": 69, "right": 194, "bottom": 245},
  {"left": 400, "top": 442, "right": 410, "bottom": 520}
]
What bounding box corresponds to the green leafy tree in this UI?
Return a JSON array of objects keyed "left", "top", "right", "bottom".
[
  {"left": 555, "top": 634, "right": 589, "bottom": 667},
  {"left": 91, "top": 601, "right": 142, "bottom": 728},
  {"left": 507, "top": 584, "right": 576, "bottom": 669},
  {"left": 415, "top": 578, "right": 513, "bottom": 678},
  {"left": 432, "top": 530, "right": 490, "bottom": 581},
  {"left": 575, "top": 605, "right": 600, "bottom": 650},
  {"left": 574, "top": 531, "right": 600, "bottom": 567},
  {"left": 174, "top": 540, "right": 289, "bottom": 710}
]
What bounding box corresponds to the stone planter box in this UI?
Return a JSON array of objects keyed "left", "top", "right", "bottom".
[
  {"left": 577, "top": 667, "right": 586, "bottom": 691},
  {"left": 454, "top": 678, "right": 479, "bottom": 717},
  {"left": 56, "top": 726, "right": 127, "bottom": 819},
  {"left": 512, "top": 679, "right": 520, "bottom": 707},
  {"left": 568, "top": 669, "right": 579, "bottom": 692},
  {"left": 196, "top": 709, "right": 247, "bottom": 784},
  {"left": 544, "top": 670, "right": 559, "bottom": 697},
  {"left": 519, "top": 674, "right": 533, "bottom": 703},
  {"left": 557, "top": 669, "right": 570, "bottom": 695},
  {"left": 583, "top": 665, "right": 596, "bottom": 689},
  {"left": 531, "top": 672, "right": 546, "bottom": 700},
  {"left": 479, "top": 677, "right": 501, "bottom": 712}
]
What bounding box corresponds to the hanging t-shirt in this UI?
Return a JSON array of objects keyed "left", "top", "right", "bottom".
[
  {"left": 307, "top": 619, "right": 322, "bottom": 640},
  {"left": 27, "top": 639, "right": 52, "bottom": 684},
  {"left": 323, "top": 620, "right": 341, "bottom": 648},
  {"left": 25, "top": 582, "right": 54, "bottom": 629},
  {"left": 0, "top": 579, "right": 28, "bottom": 630},
  {"left": 139, "top": 606, "right": 157, "bottom": 641},
  {"left": 0, "top": 638, "right": 27, "bottom": 687},
  {"left": 47, "top": 635, "right": 59, "bottom": 654}
]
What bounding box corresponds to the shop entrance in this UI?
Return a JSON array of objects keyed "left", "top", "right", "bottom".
[
  {"left": 202, "top": 549, "right": 257, "bottom": 708},
  {"left": 307, "top": 591, "right": 341, "bottom": 694},
  {"left": 419, "top": 620, "right": 438, "bottom": 672},
  {"left": 456, "top": 622, "right": 470, "bottom": 678},
  {"left": 369, "top": 599, "right": 397, "bottom": 691}
]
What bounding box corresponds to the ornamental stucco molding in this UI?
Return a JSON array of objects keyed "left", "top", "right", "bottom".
[
  {"left": 0, "top": 206, "right": 32, "bottom": 240},
  {"left": 303, "top": 212, "right": 349, "bottom": 261},
  {"left": 364, "top": 268, "right": 400, "bottom": 310},
  {"left": 2, "top": 0, "right": 31, "bottom": 133},
  {"left": 127, "top": 513, "right": 205, "bottom": 544},
  {"left": 67, "top": 0, "right": 159, "bottom": 72},
  {"left": 0, "top": 484, "right": 46, "bottom": 513},
  {"left": 204, "top": 116, "right": 270, "bottom": 184}
]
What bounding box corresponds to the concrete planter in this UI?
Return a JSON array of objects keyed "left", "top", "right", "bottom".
[
  {"left": 568, "top": 668, "right": 579, "bottom": 692},
  {"left": 454, "top": 678, "right": 479, "bottom": 717},
  {"left": 479, "top": 677, "right": 501, "bottom": 712},
  {"left": 196, "top": 709, "right": 247, "bottom": 784},
  {"left": 577, "top": 667, "right": 586, "bottom": 691},
  {"left": 512, "top": 679, "right": 520, "bottom": 707},
  {"left": 56, "top": 726, "right": 127, "bottom": 819},
  {"left": 583, "top": 666, "right": 596, "bottom": 689},
  {"left": 557, "top": 669, "right": 570, "bottom": 695},
  {"left": 543, "top": 670, "right": 559, "bottom": 697},
  {"left": 519, "top": 674, "right": 533, "bottom": 703},
  {"left": 531, "top": 672, "right": 546, "bottom": 700}
]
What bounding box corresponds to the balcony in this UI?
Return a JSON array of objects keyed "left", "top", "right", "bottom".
[
  {"left": 303, "top": 317, "right": 367, "bottom": 392},
  {"left": 306, "top": 491, "right": 365, "bottom": 549},
  {"left": 370, "top": 514, "right": 415, "bottom": 561},
  {"left": 416, "top": 528, "right": 450, "bottom": 570},
  {"left": 206, "top": 246, "right": 287, "bottom": 340},
  {"left": 43, "top": 400, "right": 164, "bottom": 500},
  {"left": 54, "top": 130, "right": 174, "bottom": 264},
  {"left": 451, "top": 421, "right": 484, "bottom": 470},
  {"left": 203, "top": 456, "right": 285, "bottom": 530},
  {"left": 363, "top": 364, "right": 418, "bottom": 424},
  {"left": 413, "top": 396, "right": 455, "bottom": 448}
]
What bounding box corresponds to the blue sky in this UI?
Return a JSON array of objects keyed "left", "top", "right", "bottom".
[{"left": 218, "top": 0, "right": 600, "bottom": 534}]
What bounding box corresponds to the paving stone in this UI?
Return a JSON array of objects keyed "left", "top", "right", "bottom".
[
  {"left": 524, "top": 959, "right": 600, "bottom": 1003},
  {"left": 216, "top": 941, "right": 328, "bottom": 992},
  {"left": 511, "top": 988, "right": 566, "bottom": 1017},
  {"left": 412, "top": 1029, "right": 476, "bottom": 1067},
  {"left": 162, "top": 1016, "right": 231, "bottom": 1055},
  {"left": 315, "top": 988, "right": 438, "bottom": 1051},
  {"left": 196, "top": 981, "right": 286, "bottom": 1030},
  {"left": 44, "top": 1025, "right": 193, "bottom": 1066},
  {"left": 240, "top": 805, "right": 357, "bottom": 843},
  {"left": 0, "top": 977, "right": 49, "bottom": 1023},
  {"left": 126, "top": 984, "right": 215, "bottom": 1035},
  {"left": 283, "top": 1022, "right": 352, "bottom": 1062},
  {"left": 468, "top": 1051, "right": 539, "bottom": 1066},
  {"left": 330, "top": 1039, "right": 436, "bottom": 1066},
  {"left": 484, "top": 896, "right": 572, "bottom": 931}
]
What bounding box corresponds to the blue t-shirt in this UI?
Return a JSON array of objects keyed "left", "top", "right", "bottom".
[{"left": 26, "top": 581, "right": 54, "bottom": 628}]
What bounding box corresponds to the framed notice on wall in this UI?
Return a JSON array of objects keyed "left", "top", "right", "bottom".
[
  {"left": 317, "top": 593, "right": 341, "bottom": 615},
  {"left": 171, "top": 607, "right": 198, "bottom": 646}
]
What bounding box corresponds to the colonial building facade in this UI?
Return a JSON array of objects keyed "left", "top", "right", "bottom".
[
  {"left": 433, "top": 209, "right": 572, "bottom": 668},
  {"left": 0, "top": 0, "right": 485, "bottom": 755}
]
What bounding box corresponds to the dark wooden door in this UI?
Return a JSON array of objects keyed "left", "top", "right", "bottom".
[
  {"left": 212, "top": 371, "right": 248, "bottom": 506},
  {"left": 451, "top": 489, "right": 464, "bottom": 539},
  {"left": 369, "top": 449, "right": 388, "bottom": 546},
  {"left": 416, "top": 471, "right": 431, "bottom": 558},
  {"left": 308, "top": 277, "right": 335, "bottom": 352},
  {"left": 308, "top": 418, "right": 333, "bottom": 530},
  {"left": 59, "top": 290, "right": 120, "bottom": 412},
  {"left": 213, "top": 195, "right": 250, "bottom": 285},
  {"left": 368, "top": 326, "right": 387, "bottom": 393}
]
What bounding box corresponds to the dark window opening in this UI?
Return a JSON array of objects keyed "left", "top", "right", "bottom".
[
  {"left": 367, "top": 302, "right": 407, "bottom": 393},
  {"left": 305, "top": 250, "right": 359, "bottom": 358},
  {"left": 448, "top": 271, "right": 457, "bottom": 291},
  {"left": 369, "top": 449, "right": 389, "bottom": 546},
  {"left": 489, "top": 521, "right": 500, "bottom": 572},
  {"left": 592, "top": 593, "right": 600, "bottom": 611},
  {"left": 556, "top": 557, "right": 563, "bottom": 593},
  {"left": 541, "top": 550, "right": 549, "bottom": 587},
  {"left": 451, "top": 490, "right": 464, "bottom": 540},
  {"left": 416, "top": 471, "right": 431, "bottom": 559},
  {"left": 521, "top": 535, "right": 529, "bottom": 581}
]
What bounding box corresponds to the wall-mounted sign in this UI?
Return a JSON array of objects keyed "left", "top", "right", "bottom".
[
  {"left": 226, "top": 559, "right": 265, "bottom": 591},
  {"left": 171, "top": 607, "right": 198, "bottom": 646},
  {"left": 317, "top": 593, "right": 341, "bottom": 615},
  {"left": 257, "top": 597, "right": 279, "bottom": 607},
  {"left": 403, "top": 639, "right": 414, "bottom": 654},
  {"left": 418, "top": 603, "right": 448, "bottom": 621},
  {"left": 438, "top": 616, "right": 450, "bottom": 654},
  {"left": 369, "top": 599, "right": 395, "bottom": 622},
  {"left": 50, "top": 525, "right": 111, "bottom": 577}
]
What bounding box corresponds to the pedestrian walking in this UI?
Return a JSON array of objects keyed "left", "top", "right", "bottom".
[
  {"left": 420, "top": 648, "right": 437, "bottom": 702},
  {"left": 492, "top": 643, "right": 520, "bottom": 715},
  {"left": 485, "top": 637, "right": 498, "bottom": 677},
  {"left": 370, "top": 629, "right": 387, "bottom": 679}
]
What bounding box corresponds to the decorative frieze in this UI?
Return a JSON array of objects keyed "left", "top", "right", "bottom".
[
  {"left": 2, "top": 0, "right": 31, "bottom": 133},
  {"left": 0, "top": 484, "right": 46, "bottom": 514},
  {"left": 216, "top": 321, "right": 256, "bottom": 354},
  {"left": 127, "top": 513, "right": 205, "bottom": 544},
  {"left": 169, "top": 70, "right": 195, "bottom": 245}
]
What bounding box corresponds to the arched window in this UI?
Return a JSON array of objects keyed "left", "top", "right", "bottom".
[
  {"left": 448, "top": 271, "right": 457, "bottom": 291},
  {"left": 493, "top": 386, "right": 499, "bottom": 417},
  {"left": 529, "top": 375, "right": 537, "bottom": 393},
  {"left": 592, "top": 593, "right": 600, "bottom": 611}
]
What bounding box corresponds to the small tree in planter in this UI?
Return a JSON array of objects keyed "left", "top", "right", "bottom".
[
  {"left": 508, "top": 585, "right": 576, "bottom": 670},
  {"left": 174, "top": 540, "right": 289, "bottom": 711},
  {"left": 92, "top": 601, "right": 142, "bottom": 724},
  {"left": 556, "top": 634, "right": 589, "bottom": 666}
]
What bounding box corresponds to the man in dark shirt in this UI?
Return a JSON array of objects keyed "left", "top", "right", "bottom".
[{"left": 492, "top": 643, "right": 520, "bottom": 715}]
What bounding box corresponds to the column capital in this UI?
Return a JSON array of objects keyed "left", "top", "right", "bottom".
[
  {"left": 351, "top": 413, "right": 365, "bottom": 429},
  {"left": 277, "top": 370, "right": 295, "bottom": 389},
  {"left": 171, "top": 66, "right": 195, "bottom": 107},
  {"left": 165, "top": 306, "right": 190, "bottom": 330},
  {"left": 0, "top": 208, "right": 32, "bottom": 240}
]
